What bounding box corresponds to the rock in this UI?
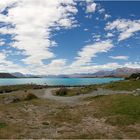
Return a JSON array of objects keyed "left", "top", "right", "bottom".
[
  {"left": 136, "top": 88, "right": 140, "bottom": 91},
  {"left": 133, "top": 93, "right": 140, "bottom": 96},
  {"left": 42, "top": 121, "right": 50, "bottom": 126}
]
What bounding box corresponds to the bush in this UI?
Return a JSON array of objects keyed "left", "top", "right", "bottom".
[
  {"left": 23, "top": 93, "right": 38, "bottom": 100},
  {"left": 0, "top": 122, "right": 7, "bottom": 129},
  {"left": 126, "top": 73, "right": 140, "bottom": 80},
  {"left": 56, "top": 87, "right": 68, "bottom": 96}
]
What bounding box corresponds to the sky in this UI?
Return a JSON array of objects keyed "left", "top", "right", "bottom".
[{"left": 0, "top": 0, "right": 140, "bottom": 75}]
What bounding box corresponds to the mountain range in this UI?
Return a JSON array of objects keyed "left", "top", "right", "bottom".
[
  {"left": 43, "top": 67, "right": 140, "bottom": 78},
  {"left": 0, "top": 73, "right": 16, "bottom": 78},
  {"left": 0, "top": 67, "right": 140, "bottom": 78}
]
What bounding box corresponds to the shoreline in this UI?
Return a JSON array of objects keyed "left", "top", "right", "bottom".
[{"left": 0, "top": 79, "right": 124, "bottom": 95}]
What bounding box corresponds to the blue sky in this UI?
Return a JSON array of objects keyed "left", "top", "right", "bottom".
[{"left": 0, "top": 0, "right": 140, "bottom": 75}]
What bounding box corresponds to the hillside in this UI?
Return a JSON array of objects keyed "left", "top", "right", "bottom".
[
  {"left": 46, "top": 67, "right": 140, "bottom": 78},
  {"left": 0, "top": 73, "right": 16, "bottom": 78},
  {"left": 11, "top": 72, "right": 25, "bottom": 78}
]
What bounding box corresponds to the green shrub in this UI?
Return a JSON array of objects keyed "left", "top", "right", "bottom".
[
  {"left": 24, "top": 93, "right": 38, "bottom": 100},
  {"left": 0, "top": 122, "right": 7, "bottom": 129},
  {"left": 56, "top": 87, "right": 68, "bottom": 96},
  {"left": 126, "top": 73, "right": 140, "bottom": 80}
]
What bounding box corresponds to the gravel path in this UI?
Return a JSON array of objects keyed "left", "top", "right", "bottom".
[{"left": 35, "top": 88, "right": 132, "bottom": 105}]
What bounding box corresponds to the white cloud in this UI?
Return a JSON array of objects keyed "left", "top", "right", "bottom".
[
  {"left": 26, "top": 59, "right": 67, "bottom": 75},
  {"left": 106, "top": 19, "right": 140, "bottom": 41},
  {"left": 0, "top": 0, "right": 78, "bottom": 66},
  {"left": 0, "top": 1, "right": 140, "bottom": 75},
  {"left": 124, "top": 62, "right": 140, "bottom": 68},
  {"left": 66, "top": 62, "right": 140, "bottom": 74},
  {"left": 0, "top": 52, "right": 29, "bottom": 73},
  {"left": 104, "top": 14, "right": 111, "bottom": 20},
  {"left": 106, "top": 33, "right": 114, "bottom": 38},
  {"left": 92, "top": 34, "right": 101, "bottom": 41},
  {"left": 98, "top": 8, "right": 105, "bottom": 14},
  {"left": 84, "top": 28, "right": 88, "bottom": 31},
  {"left": 109, "top": 55, "right": 129, "bottom": 60},
  {"left": 71, "top": 40, "right": 113, "bottom": 67},
  {"left": 0, "top": 39, "right": 5, "bottom": 46},
  {"left": 0, "top": 0, "right": 17, "bottom": 12},
  {"left": 66, "top": 62, "right": 120, "bottom": 74},
  {"left": 86, "top": 1, "right": 96, "bottom": 13}
]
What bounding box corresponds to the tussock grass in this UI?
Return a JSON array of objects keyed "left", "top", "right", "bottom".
[
  {"left": 102, "top": 80, "right": 140, "bottom": 91},
  {"left": 87, "top": 94, "right": 140, "bottom": 126},
  {"left": 0, "top": 84, "right": 47, "bottom": 94},
  {"left": 54, "top": 85, "right": 98, "bottom": 96},
  {"left": 0, "top": 122, "right": 7, "bottom": 129}
]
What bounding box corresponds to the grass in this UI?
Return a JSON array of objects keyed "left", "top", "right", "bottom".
[
  {"left": 86, "top": 94, "right": 140, "bottom": 126},
  {"left": 0, "top": 84, "right": 48, "bottom": 93},
  {"left": 102, "top": 80, "right": 140, "bottom": 91},
  {"left": 54, "top": 85, "right": 98, "bottom": 96},
  {"left": 0, "top": 122, "right": 7, "bottom": 129}
]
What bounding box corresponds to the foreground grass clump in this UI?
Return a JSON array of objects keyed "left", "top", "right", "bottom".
[
  {"left": 56, "top": 87, "right": 68, "bottom": 96},
  {"left": 103, "top": 80, "right": 140, "bottom": 91},
  {"left": 55, "top": 85, "right": 97, "bottom": 96},
  {"left": 0, "top": 84, "right": 48, "bottom": 94},
  {"left": 87, "top": 94, "right": 140, "bottom": 126},
  {"left": 0, "top": 92, "right": 38, "bottom": 104},
  {"left": 0, "top": 122, "right": 7, "bottom": 129},
  {"left": 23, "top": 93, "right": 38, "bottom": 101}
]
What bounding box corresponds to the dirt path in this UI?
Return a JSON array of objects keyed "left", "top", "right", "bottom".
[{"left": 35, "top": 88, "right": 132, "bottom": 105}]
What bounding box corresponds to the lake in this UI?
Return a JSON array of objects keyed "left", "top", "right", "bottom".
[{"left": 0, "top": 77, "right": 123, "bottom": 86}]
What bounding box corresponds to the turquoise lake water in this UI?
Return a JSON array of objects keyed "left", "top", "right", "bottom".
[{"left": 0, "top": 78, "right": 123, "bottom": 86}]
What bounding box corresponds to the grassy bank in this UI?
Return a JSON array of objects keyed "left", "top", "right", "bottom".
[
  {"left": 102, "top": 80, "right": 140, "bottom": 91},
  {"left": 85, "top": 94, "right": 140, "bottom": 126},
  {"left": 0, "top": 84, "right": 48, "bottom": 94}
]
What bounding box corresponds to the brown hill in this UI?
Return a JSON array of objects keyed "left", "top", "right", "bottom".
[{"left": 0, "top": 73, "right": 16, "bottom": 78}]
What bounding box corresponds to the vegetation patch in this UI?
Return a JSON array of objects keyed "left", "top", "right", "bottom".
[
  {"left": 0, "top": 122, "right": 7, "bottom": 129},
  {"left": 23, "top": 93, "right": 38, "bottom": 101},
  {"left": 54, "top": 85, "right": 98, "bottom": 96},
  {"left": 102, "top": 80, "right": 140, "bottom": 91},
  {"left": 126, "top": 73, "right": 140, "bottom": 80},
  {"left": 55, "top": 87, "right": 68, "bottom": 96},
  {"left": 0, "top": 84, "right": 48, "bottom": 94},
  {"left": 88, "top": 94, "right": 140, "bottom": 126},
  {"left": 85, "top": 95, "right": 106, "bottom": 101}
]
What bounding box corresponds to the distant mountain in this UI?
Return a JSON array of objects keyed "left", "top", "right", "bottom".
[
  {"left": 1, "top": 67, "right": 140, "bottom": 79},
  {"left": 11, "top": 72, "right": 25, "bottom": 78},
  {"left": 91, "top": 70, "right": 113, "bottom": 77},
  {"left": 111, "top": 67, "right": 140, "bottom": 77},
  {"left": 0, "top": 73, "right": 16, "bottom": 78},
  {"left": 24, "top": 74, "right": 41, "bottom": 78},
  {"left": 92, "top": 67, "right": 140, "bottom": 78},
  {"left": 45, "top": 67, "right": 140, "bottom": 78},
  {"left": 11, "top": 72, "right": 40, "bottom": 78}
]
